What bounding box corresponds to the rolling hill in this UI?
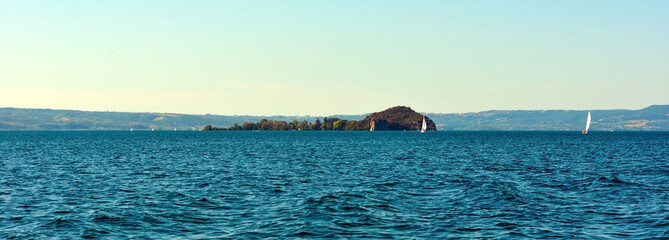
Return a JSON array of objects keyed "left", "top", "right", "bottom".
[
  {"left": 0, "top": 105, "right": 667, "bottom": 131},
  {"left": 427, "top": 105, "right": 669, "bottom": 131}
]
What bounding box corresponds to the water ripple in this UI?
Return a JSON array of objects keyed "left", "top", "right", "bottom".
[{"left": 1, "top": 131, "right": 668, "bottom": 238}]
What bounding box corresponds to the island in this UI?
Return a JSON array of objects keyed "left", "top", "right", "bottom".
[{"left": 202, "top": 106, "right": 437, "bottom": 131}]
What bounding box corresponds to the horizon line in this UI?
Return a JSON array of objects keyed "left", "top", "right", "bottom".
[{"left": 1, "top": 104, "right": 665, "bottom": 117}]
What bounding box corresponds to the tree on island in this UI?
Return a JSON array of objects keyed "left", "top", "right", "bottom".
[
  {"left": 310, "top": 118, "right": 321, "bottom": 130},
  {"left": 241, "top": 122, "right": 256, "bottom": 130},
  {"left": 333, "top": 119, "right": 347, "bottom": 130},
  {"left": 289, "top": 120, "right": 298, "bottom": 130},
  {"left": 298, "top": 120, "right": 309, "bottom": 130}
]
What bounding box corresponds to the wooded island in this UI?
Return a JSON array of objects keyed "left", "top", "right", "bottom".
[{"left": 202, "top": 106, "right": 437, "bottom": 131}]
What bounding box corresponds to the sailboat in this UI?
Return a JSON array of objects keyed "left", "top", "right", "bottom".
[
  {"left": 420, "top": 116, "right": 427, "bottom": 133},
  {"left": 582, "top": 111, "right": 591, "bottom": 134}
]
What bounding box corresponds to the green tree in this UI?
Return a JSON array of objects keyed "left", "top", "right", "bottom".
[
  {"left": 311, "top": 118, "right": 321, "bottom": 130},
  {"left": 323, "top": 117, "right": 339, "bottom": 130},
  {"left": 289, "top": 119, "right": 298, "bottom": 130},
  {"left": 298, "top": 120, "right": 309, "bottom": 130},
  {"left": 344, "top": 120, "right": 365, "bottom": 130},
  {"left": 241, "top": 122, "right": 257, "bottom": 130},
  {"left": 333, "top": 119, "right": 347, "bottom": 130},
  {"left": 258, "top": 119, "right": 270, "bottom": 130},
  {"left": 272, "top": 121, "right": 289, "bottom": 130},
  {"left": 228, "top": 122, "right": 240, "bottom": 130}
]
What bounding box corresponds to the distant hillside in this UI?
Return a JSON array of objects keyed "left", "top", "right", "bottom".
[
  {"left": 428, "top": 105, "right": 669, "bottom": 131},
  {"left": 1, "top": 105, "right": 667, "bottom": 131},
  {"left": 0, "top": 108, "right": 340, "bottom": 131}
]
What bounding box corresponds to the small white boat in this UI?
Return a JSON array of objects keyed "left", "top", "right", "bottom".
[
  {"left": 582, "top": 111, "right": 591, "bottom": 134},
  {"left": 420, "top": 116, "right": 427, "bottom": 133}
]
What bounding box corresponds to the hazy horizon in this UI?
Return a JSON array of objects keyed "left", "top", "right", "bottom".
[
  {"left": 2, "top": 104, "right": 664, "bottom": 117},
  {"left": 2, "top": 1, "right": 668, "bottom": 115}
]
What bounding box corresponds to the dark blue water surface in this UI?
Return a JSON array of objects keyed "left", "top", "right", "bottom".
[{"left": 1, "top": 131, "right": 668, "bottom": 239}]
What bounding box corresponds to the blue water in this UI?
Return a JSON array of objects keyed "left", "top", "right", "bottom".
[{"left": 1, "top": 131, "right": 668, "bottom": 239}]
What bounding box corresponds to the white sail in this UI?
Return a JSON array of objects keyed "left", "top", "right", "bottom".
[
  {"left": 585, "top": 111, "right": 591, "bottom": 132},
  {"left": 421, "top": 116, "right": 427, "bottom": 133}
]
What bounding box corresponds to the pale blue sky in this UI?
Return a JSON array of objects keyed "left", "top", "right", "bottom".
[{"left": 1, "top": 1, "right": 668, "bottom": 115}]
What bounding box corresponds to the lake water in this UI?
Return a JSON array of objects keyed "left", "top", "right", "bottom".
[{"left": 1, "top": 131, "right": 668, "bottom": 239}]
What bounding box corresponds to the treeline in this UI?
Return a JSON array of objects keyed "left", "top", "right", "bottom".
[{"left": 202, "top": 117, "right": 370, "bottom": 131}]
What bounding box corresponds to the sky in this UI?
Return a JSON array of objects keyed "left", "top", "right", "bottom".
[{"left": 1, "top": 1, "right": 668, "bottom": 116}]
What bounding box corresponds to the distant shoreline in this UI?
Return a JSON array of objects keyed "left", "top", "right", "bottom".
[{"left": 1, "top": 105, "right": 667, "bottom": 131}]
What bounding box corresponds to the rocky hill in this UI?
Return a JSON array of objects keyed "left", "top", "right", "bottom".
[{"left": 361, "top": 106, "right": 436, "bottom": 131}]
